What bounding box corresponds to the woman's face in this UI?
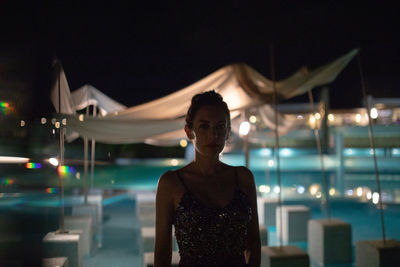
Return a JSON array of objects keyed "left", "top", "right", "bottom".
[{"left": 185, "top": 105, "right": 230, "bottom": 158}]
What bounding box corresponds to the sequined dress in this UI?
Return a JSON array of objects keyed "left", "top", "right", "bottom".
[{"left": 173, "top": 168, "right": 252, "bottom": 267}]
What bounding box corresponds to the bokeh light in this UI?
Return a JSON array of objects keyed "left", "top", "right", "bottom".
[
  {"left": 259, "top": 185, "right": 271, "bottom": 193},
  {"left": 45, "top": 188, "right": 58, "bottom": 194},
  {"left": 309, "top": 184, "right": 320, "bottom": 195},
  {"left": 296, "top": 185, "right": 305, "bottom": 194},
  {"left": 239, "top": 121, "right": 250, "bottom": 136},
  {"left": 26, "top": 163, "right": 42, "bottom": 169},
  {"left": 57, "top": 165, "right": 75, "bottom": 177},
  {"left": 1, "top": 178, "right": 14, "bottom": 186},
  {"left": 370, "top": 108, "right": 378, "bottom": 119},
  {"left": 372, "top": 192, "right": 380, "bottom": 204},
  {"left": 329, "top": 188, "right": 336, "bottom": 196},
  {"left": 48, "top": 158, "right": 59, "bottom": 166},
  {"left": 180, "top": 139, "right": 187, "bottom": 148},
  {"left": 273, "top": 186, "right": 280, "bottom": 194}
]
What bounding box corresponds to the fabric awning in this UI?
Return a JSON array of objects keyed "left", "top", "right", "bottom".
[{"left": 53, "top": 49, "right": 358, "bottom": 145}]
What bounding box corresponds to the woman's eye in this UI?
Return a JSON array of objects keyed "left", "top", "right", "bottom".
[
  {"left": 217, "top": 124, "right": 226, "bottom": 130},
  {"left": 199, "top": 124, "right": 209, "bottom": 129}
]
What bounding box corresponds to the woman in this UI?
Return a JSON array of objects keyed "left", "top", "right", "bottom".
[{"left": 154, "top": 91, "right": 261, "bottom": 267}]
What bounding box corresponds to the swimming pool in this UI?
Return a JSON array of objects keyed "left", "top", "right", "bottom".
[
  {"left": 2, "top": 149, "right": 400, "bottom": 203},
  {"left": 1, "top": 152, "right": 399, "bottom": 267}
]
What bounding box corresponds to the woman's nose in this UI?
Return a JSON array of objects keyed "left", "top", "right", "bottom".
[
  {"left": 212, "top": 127, "right": 222, "bottom": 139},
  {"left": 212, "top": 127, "right": 218, "bottom": 137}
]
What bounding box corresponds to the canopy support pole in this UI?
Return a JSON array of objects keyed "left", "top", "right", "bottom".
[
  {"left": 90, "top": 104, "right": 97, "bottom": 188},
  {"left": 57, "top": 62, "right": 66, "bottom": 233},
  {"left": 358, "top": 53, "right": 386, "bottom": 244},
  {"left": 308, "top": 90, "right": 331, "bottom": 220},
  {"left": 270, "top": 43, "right": 283, "bottom": 247},
  {"left": 83, "top": 106, "right": 89, "bottom": 204}
]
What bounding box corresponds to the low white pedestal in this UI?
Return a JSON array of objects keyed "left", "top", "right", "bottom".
[
  {"left": 308, "top": 219, "right": 352, "bottom": 265},
  {"left": 261, "top": 245, "right": 309, "bottom": 267},
  {"left": 42, "top": 231, "right": 82, "bottom": 267},
  {"left": 276, "top": 205, "right": 311, "bottom": 243},
  {"left": 263, "top": 198, "right": 279, "bottom": 227},
  {"left": 136, "top": 192, "right": 156, "bottom": 227},
  {"left": 143, "top": 251, "right": 180, "bottom": 267},
  {"left": 42, "top": 257, "right": 68, "bottom": 267},
  {"left": 70, "top": 203, "right": 101, "bottom": 248},
  {"left": 71, "top": 194, "right": 103, "bottom": 226},
  {"left": 71, "top": 204, "right": 98, "bottom": 230},
  {"left": 141, "top": 227, "right": 178, "bottom": 253},
  {"left": 85, "top": 194, "right": 103, "bottom": 248},
  {"left": 64, "top": 215, "right": 93, "bottom": 256},
  {"left": 260, "top": 224, "right": 268, "bottom": 246},
  {"left": 356, "top": 239, "right": 400, "bottom": 267},
  {"left": 138, "top": 202, "right": 156, "bottom": 227}
]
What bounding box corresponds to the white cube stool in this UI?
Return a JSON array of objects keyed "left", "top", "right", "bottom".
[
  {"left": 141, "top": 227, "right": 178, "bottom": 253},
  {"left": 308, "top": 219, "right": 352, "bottom": 265},
  {"left": 83, "top": 194, "right": 103, "bottom": 248},
  {"left": 261, "top": 245, "right": 309, "bottom": 267},
  {"left": 135, "top": 192, "right": 156, "bottom": 227},
  {"left": 42, "top": 257, "right": 68, "bottom": 267},
  {"left": 138, "top": 202, "right": 156, "bottom": 227},
  {"left": 70, "top": 204, "right": 98, "bottom": 232},
  {"left": 70, "top": 194, "right": 103, "bottom": 225},
  {"left": 70, "top": 203, "right": 101, "bottom": 248},
  {"left": 276, "top": 205, "right": 311, "bottom": 243},
  {"left": 64, "top": 215, "right": 93, "bottom": 256},
  {"left": 356, "top": 239, "right": 400, "bottom": 267},
  {"left": 143, "top": 251, "right": 180, "bottom": 267},
  {"left": 260, "top": 224, "right": 268, "bottom": 246},
  {"left": 257, "top": 197, "right": 265, "bottom": 225},
  {"left": 42, "top": 231, "right": 82, "bottom": 267},
  {"left": 263, "top": 198, "right": 279, "bottom": 227}
]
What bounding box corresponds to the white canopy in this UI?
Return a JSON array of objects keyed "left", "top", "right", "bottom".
[
  {"left": 54, "top": 49, "right": 358, "bottom": 145},
  {"left": 51, "top": 78, "right": 127, "bottom": 116},
  {"left": 71, "top": 84, "right": 127, "bottom": 116}
]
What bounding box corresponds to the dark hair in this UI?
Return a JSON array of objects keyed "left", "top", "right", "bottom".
[{"left": 185, "top": 90, "right": 231, "bottom": 129}]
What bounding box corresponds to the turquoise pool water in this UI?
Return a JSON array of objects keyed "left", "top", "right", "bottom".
[{"left": 2, "top": 149, "right": 400, "bottom": 202}]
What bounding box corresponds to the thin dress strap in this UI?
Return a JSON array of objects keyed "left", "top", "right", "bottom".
[
  {"left": 234, "top": 167, "right": 240, "bottom": 190},
  {"left": 176, "top": 170, "right": 190, "bottom": 192}
]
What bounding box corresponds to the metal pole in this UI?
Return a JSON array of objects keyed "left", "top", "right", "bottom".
[
  {"left": 59, "top": 128, "right": 65, "bottom": 232},
  {"left": 270, "top": 43, "right": 283, "bottom": 247},
  {"left": 308, "top": 90, "right": 331, "bottom": 220},
  {"left": 57, "top": 62, "right": 65, "bottom": 232},
  {"left": 357, "top": 53, "right": 386, "bottom": 244},
  {"left": 90, "top": 104, "right": 97, "bottom": 188},
  {"left": 84, "top": 106, "right": 89, "bottom": 204}
]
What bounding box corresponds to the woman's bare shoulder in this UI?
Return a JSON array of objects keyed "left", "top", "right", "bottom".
[
  {"left": 235, "top": 166, "right": 256, "bottom": 193},
  {"left": 157, "top": 170, "right": 178, "bottom": 190}
]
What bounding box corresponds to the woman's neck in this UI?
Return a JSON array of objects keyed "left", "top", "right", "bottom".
[{"left": 192, "top": 154, "right": 222, "bottom": 176}]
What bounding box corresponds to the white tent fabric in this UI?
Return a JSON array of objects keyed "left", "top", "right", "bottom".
[
  {"left": 50, "top": 67, "right": 126, "bottom": 116},
  {"left": 51, "top": 65, "right": 75, "bottom": 115},
  {"left": 71, "top": 84, "right": 127, "bottom": 116},
  {"left": 57, "top": 49, "right": 358, "bottom": 145},
  {"left": 50, "top": 67, "right": 127, "bottom": 142}
]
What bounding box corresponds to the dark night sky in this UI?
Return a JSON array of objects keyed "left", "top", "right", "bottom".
[{"left": 1, "top": 2, "right": 399, "bottom": 118}]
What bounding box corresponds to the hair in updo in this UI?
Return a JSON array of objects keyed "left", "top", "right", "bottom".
[{"left": 185, "top": 90, "right": 231, "bottom": 130}]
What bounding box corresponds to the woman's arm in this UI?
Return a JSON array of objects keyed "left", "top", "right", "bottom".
[
  {"left": 239, "top": 166, "right": 261, "bottom": 267},
  {"left": 154, "top": 171, "right": 175, "bottom": 267}
]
